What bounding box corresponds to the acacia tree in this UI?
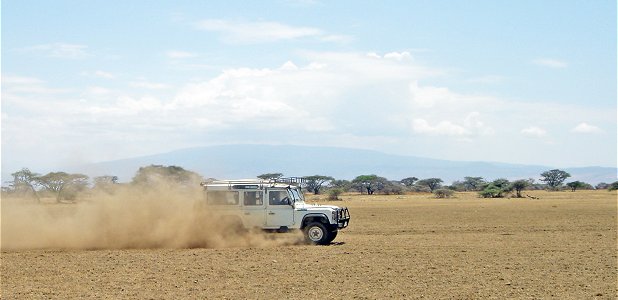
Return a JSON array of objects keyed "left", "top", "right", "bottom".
[
  {"left": 37, "top": 172, "right": 89, "bottom": 202},
  {"left": 9, "top": 168, "right": 41, "bottom": 202},
  {"left": 400, "top": 177, "right": 418, "bottom": 188},
  {"left": 511, "top": 179, "right": 530, "bottom": 198},
  {"left": 566, "top": 181, "right": 586, "bottom": 192},
  {"left": 352, "top": 175, "right": 387, "bottom": 195},
  {"left": 463, "top": 177, "right": 485, "bottom": 191},
  {"left": 479, "top": 179, "right": 512, "bottom": 198},
  {"left": 416, "top": 178, "right": 443, "bottom": 193},
  {"left": 304, "top": 175, "right": 335, "bottom": 195},
  {"left": 94, "top": 175, "right": 119, "bottom": 192},
  {"left": 329, "top": 179, "right": 352, "bottom": 192},
  {"left": 257, "top": 173, "right": 283, "bottom": 180},
  {"left": 132, "top": 165, "right": 202, "bottom": 187},
  {"left": 540, "top": 169, "right": 571, "bottom": 190}
]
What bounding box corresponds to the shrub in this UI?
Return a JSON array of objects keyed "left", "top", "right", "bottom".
[
  {"left": 382, "top": 181, "right": 405, "bottom": 195},
  {"left": 327, "top": 188, "right": 343, "bottom": 200},
  {"left": 609, "top": 181, "right": 618, "bottom": 191},
  {"left": 434, "top": 189, "right": 454, "bottom": 198}
]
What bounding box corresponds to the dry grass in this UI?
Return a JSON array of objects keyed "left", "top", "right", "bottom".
[{"left": 2, "top": 190, "right": 616, "bottom": 299}]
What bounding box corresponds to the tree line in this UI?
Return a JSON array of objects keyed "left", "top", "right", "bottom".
[
  {"left": 2, "top": 165, "right": 202, "bottom": 203},
  {"left": 258, "top": 170, "right": 617, "bottom": 199},
  {"left": 3, "top": 166, "right": 617, "bottom": 203}
]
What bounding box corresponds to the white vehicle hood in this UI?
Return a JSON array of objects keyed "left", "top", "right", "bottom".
[{"left": 294, "top": 203, "right": 339, "bottom": 211}]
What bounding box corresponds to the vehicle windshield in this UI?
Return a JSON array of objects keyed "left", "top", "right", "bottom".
[{"left": 289, "top": 187, "right": 304, "bottom": 203}]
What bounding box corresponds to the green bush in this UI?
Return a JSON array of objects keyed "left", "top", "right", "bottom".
[{"left": 479, "top": 184, "right": 505, "bottom": 198}]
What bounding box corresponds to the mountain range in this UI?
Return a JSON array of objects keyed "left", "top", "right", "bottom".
[{"left": 78, "top": 144, "right": 617, "bottom": 185}]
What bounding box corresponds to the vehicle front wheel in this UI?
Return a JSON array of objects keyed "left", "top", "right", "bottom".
[{"left": 303, "top": 222, "right": 332, "bottom": 245}]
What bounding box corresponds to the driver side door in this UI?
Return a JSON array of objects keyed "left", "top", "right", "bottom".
[{"left": 265, "top": 189, "right": 294, "bottom": 228}]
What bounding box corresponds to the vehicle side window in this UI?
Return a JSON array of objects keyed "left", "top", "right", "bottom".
[
  {"left": 269, "top": 190, "right": 290, "bottom": 205},
  {"left": 207, "top": 191, "right": 239, "bottom": 205},
  {"left": 243, "top": 191, "right": 263, "bottom": 206}
]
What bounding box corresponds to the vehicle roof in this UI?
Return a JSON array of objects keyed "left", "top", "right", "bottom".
[{"left": 201, "top": 179, "right": 301, "bottom": 189}]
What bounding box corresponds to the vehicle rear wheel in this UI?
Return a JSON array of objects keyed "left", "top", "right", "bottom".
[{"left": 303, "top": 222, "right": 332, "bottom": 245}]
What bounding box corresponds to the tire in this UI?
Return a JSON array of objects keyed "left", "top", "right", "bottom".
[
  {"left": 303, "top": 222, "right": 332, "bottom": 245},
  {"left": 325, "top": 230, "right": 338, "bottom": 243}
]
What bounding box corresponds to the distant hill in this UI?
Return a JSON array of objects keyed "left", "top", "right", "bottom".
[{"left": 78, "top": 144, "right": 617, "bottom": 184}]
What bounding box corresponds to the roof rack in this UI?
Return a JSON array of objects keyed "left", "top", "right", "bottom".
[
  {"left": 200, "top": 177, "right": 307, "bottom": 189},
  {"left": 269, "top": 177, "right": 306, "bottom": 186}
]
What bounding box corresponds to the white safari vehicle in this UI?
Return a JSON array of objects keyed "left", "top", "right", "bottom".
[{"left": 200, "top": 177, "right": 350, "bottom": 245}]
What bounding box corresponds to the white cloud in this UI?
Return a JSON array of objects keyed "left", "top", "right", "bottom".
[
  {"left": 572, "top": 122, "right": 601, "bottom": 134},
  {"left": 533, "top": 58, "right": 567, "bottom": 68},
  {"left": 411, "top": 112, "right": 493, "bottom": 137},
  {"left": 366, "top": 51, "right": 412, "bottom": 61},
  {"left": 2, "top": 75, "right": 71, "bottom": 94},
  {"left": 279, "top": 61, "right": 299, "bottom": 71},
  {"left": 94, "top": 71, "right": 115, "bottom": 79},
  {"left": 3, "top": 51, "right": 615, "bottom": 171},
  {"left": 167, "top": 51, "right": 198, "bottom": 59},
  {"left": 23, "top": 43, "right": 90, "bottom": 59},
  {"left": 412, "top": 119, "right": 468, "bottom": 136},
  {"left": 86, "top": 86, "right": 112, "bottom": 95},
  {"left": 2, "top": 75, "right": 44, "bottom": 85},
  {"left": 195, "top": 19, "right": 350, "bottom": 43},
  {"left": 384, "top": 51, "right": 412, "bottom": 61},
  {"left": 521, "top": 126, "right": 547, "bottom": 138}
]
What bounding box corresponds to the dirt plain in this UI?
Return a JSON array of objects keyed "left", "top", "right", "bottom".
[{"left": 1, "top": 190, "right": 616, "bottom": 299}]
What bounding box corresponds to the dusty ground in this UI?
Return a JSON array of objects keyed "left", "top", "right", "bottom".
[{"left": 1, "top": 190, "right": 616, "bottom": 299}]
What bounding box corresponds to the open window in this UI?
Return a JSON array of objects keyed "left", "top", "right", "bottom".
[
  {"left": 243, "top": 191, "right": 263, "bottom": 206},
  {"left": 268, "top": 190, "right": 290, "bottom": 205}
]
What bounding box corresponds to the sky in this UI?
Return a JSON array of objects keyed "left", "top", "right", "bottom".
[{"left": 2, "top": 0, "right": 616, "bottom": 180}]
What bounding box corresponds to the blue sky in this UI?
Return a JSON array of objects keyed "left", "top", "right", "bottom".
[{"left": 2, "top": 0, "right": 616, "bottom": 179}]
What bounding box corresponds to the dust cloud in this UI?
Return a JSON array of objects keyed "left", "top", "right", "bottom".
[{"left": 1, "top": 183, "right": 304, "bottom": 250}]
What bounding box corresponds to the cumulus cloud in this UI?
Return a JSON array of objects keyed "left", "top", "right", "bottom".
[
  {"left": 384, "top": 51, "right": 412, "bottom": 61},
  {"left": 411, "top": 112, "right": 493, "bottom": 137},
  {"left": 3, "top": 51, "right": 614, "bottom": 169},
  {"left": 521, "top": 126, "right": 547, "bottom": 138},
  {"left": 195, "top": 19, "right": 350, "bottom": 43},
  {"left": 367, "top": 51, "right": 412, "bottom": 61},
  {"left": 533, "top": 58, "right": 567, "bottom": 68},
  {"left": 572, "top": 122, "right": 601, "bottom": 134},
  {"left": 2, "top": 75, "right": 71, "bottom": 94},
  {"left": 412, "top": 119, "right": 468, "bottom": 136}
]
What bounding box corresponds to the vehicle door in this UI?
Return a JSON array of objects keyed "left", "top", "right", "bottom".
[
  {"left": 265, "top": 189, "right": 294, "bottom": 228},
  {"left": 241, "top": 190, "right": 265, "bottom": 228}
]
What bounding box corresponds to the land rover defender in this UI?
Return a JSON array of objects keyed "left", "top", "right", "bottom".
[{"left": 200, "top": 177, "right": 350, "bottom": 245}]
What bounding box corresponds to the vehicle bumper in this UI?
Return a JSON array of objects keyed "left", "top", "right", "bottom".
[{"left": 336, "top": 207, "right": 350, "bottom": 229}]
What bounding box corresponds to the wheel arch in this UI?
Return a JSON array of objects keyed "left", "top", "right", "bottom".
[{"left": 301, "top": 213, "right": 330, "bottom": 229}]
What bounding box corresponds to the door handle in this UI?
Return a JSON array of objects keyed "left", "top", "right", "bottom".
[{"left": 268, "top": 212, "right": 275, "bottom": 215}]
